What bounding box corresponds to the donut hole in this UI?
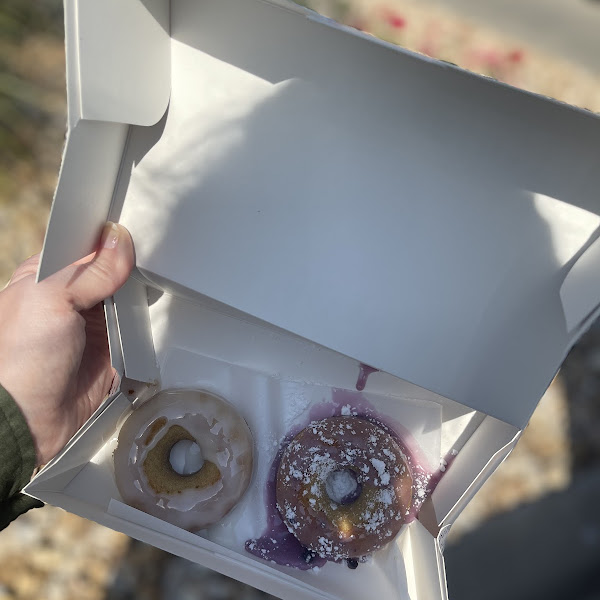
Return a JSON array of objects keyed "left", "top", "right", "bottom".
[
  {"left": 169, "top": 440, "right": 204, "bottom": 476},
  {"left": 325, "top": 468, "right": 362, "bottom": 505}
]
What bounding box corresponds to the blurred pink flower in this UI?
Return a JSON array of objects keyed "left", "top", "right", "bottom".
[
  {"left": 507, "top": 49, "right": 525, "bottom": 64},
  {"left": 381, "top": 7, "right": 407, "bottom": 29}
]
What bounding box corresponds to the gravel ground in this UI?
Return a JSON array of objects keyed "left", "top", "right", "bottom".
[
  {"left": 0, "top": 2, "right": 599, "bottom": 599},
  {"left": 0, "top": 505, "right": 128, "bottom": 600},
  {"left": 105, "top": 541, "right": 278, "bottom": 600}
]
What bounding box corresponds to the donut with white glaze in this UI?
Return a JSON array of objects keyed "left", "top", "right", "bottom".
[
  {"left": 276, "top": 416, "right": 412, "bottom": 560},
  {"left": 114, "top": 389, "right": 253, "bottom": 531}
]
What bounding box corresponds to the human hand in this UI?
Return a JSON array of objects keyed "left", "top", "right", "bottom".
[{"left": 0, "top": 222, "right": 135, "bottom": 467}]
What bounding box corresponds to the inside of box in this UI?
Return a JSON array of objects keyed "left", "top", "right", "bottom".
[
  {"left": 28, "top": 287, "right": 518, "bottom": 600},
  {"left": 110, "top": 0, "right": 600, "bottom": 432}
]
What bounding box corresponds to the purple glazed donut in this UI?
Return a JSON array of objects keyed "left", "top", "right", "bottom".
[{"left": 276, "top": 416, "right": 413, "bottom": 561}]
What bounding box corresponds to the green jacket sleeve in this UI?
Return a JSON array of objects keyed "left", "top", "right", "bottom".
[{"left": 0, "top": 385, "right": 43, "bottom": 529}]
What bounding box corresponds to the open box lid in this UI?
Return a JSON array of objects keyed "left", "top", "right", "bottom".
[{"left": 40, "top": 0, "right": 600, "bottom": 430}]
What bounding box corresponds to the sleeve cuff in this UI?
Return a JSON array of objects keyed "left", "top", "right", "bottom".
[
  {"left": 0, "top": 385, "right": 43, "bottom": 526},
  {"left": 0, "top": 494, "right": 44, "bottom": 530}
]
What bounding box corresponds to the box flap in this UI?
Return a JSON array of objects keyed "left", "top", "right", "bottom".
[
  {"left": 560, "top": 235, "right": 600, "bottom": 333},
  {"left": 48, "top": 0, "right": 600, "bottom": 427},
  {"left": 111, "top": 0, "right": 600, "bottom": 429},
  {"left": 37, "top": 120, "right": 128, "bottom": 281},
  {"left": 65, "top": 0, "right": 171, "bottom": 127},
  {"left": 112, "top": 275, "right": 160, "bottom": 384}
]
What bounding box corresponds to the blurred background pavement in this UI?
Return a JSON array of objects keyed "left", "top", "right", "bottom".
[
  {"left": 1, "top": 1, "right": 600, "bottom": 598},
  {"left": 417, "top": 0, "right": 600, "bottom": 74}
]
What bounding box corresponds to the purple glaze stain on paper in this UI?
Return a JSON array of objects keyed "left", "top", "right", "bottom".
[{"left": 245, "top": 435, "right": 326, "bottom": 571}]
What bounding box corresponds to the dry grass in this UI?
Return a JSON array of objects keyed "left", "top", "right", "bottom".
[{"left": 0, "top": 33, "right": 65, "bottom": 285}]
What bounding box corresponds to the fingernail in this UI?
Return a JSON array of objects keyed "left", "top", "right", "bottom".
[{"left": 101, "top": 222, "right": 120, "bottom": 250}]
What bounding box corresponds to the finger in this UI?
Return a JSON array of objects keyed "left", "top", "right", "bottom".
[
  {"left": 60, "top": 223, "right": 135, "bottom": 311},
  {"left": 6, "top": 253, "right": 41, "bottom": 287}
]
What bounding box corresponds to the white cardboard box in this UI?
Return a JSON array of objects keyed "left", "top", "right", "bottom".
[{"left": 25, "top": 1, "right": 600, "bottom": 599}]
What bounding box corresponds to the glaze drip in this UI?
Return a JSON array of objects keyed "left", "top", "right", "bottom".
[{"left": 356, "top": 364, "right": 379, "bottom": 391}]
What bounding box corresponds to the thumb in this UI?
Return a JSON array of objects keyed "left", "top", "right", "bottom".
[{"left": 61, "top": 222, "right": 135, "bottom": 311}]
